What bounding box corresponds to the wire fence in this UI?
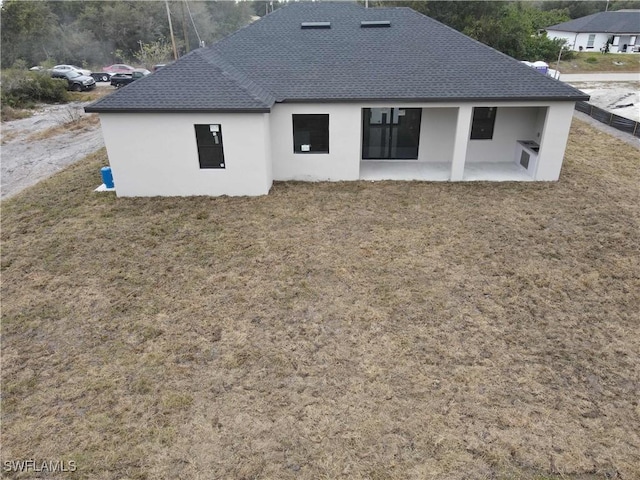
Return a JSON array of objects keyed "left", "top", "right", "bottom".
[{"left": 575, "top": 101, "right": 640, "bottom": 138}]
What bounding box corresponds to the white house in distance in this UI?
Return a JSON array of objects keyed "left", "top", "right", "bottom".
[
  {"left": 546, "top": 10, "right": 640, "bottom": 53},
  {"left": 86, "top": 2, "right": 588, "bottom": 197}
]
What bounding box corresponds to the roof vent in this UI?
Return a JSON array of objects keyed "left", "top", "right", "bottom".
[
  {"left": 360, "top": 20, "right": 391, "bottom": 28},
  {"left": 301, "top": 22, "right": 331, "bottom": 29}
]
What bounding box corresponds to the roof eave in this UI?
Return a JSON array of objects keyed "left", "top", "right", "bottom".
[
  {"left": 277, "top": 95, "right": 590, "bottom": 104},
  {"left": 84, "top": 107, "right": 272, "bottom": 114}
]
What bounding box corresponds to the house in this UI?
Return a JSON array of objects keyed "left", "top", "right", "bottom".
[
  {"left": 86, "top": 2, "right": 588, "bottom": 197},
  {"left": 546, "top": 10, "right": 640, "bottom": 53}
]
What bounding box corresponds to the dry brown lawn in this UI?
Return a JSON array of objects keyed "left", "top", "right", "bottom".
[{"left": 1, "top": 119, "right": 639, "bottom": 480}]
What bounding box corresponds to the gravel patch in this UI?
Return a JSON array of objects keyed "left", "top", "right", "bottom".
[{"left": 1, "top": 102, "right": 104, "bottom": 200}]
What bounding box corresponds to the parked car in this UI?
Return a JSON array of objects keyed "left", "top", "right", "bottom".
[
  {"left": 51, "top": 70, "right": 96, "bottom": 91},
  {"left": 110, "top": 69, "right": 151, "bottom": 88},
  {"left": 91, "top": 72, "right": 112, "bottom": 82},
  {"left": 93, "top": 64, "right": 142, "bottom": 82},
  {"left": 103, "top": 64, "right": 137, "bottom": 74},
  {"left": 51, "top": 64, "right": 92, "bottom": 77}
]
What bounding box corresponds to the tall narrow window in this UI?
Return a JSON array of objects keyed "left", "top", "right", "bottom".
[
  {"left": 194, "top": 124, "right": 225, "bottom": 169},
  {"left": 587, "top": 34, "right": 596, "bottom": 48},
  {"left": 470, "top": 107, "right": 497, "bottom": 140},
  {"left": 293, "top": 114, "right": 329, "bottom": 153}
]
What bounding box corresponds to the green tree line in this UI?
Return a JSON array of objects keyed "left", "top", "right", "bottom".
[{"left": 0, "top": 0, "right": 255, "bottom": 68}]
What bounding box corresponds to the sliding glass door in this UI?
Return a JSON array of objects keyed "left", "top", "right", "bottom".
[{"left": 362, "top": 108, "right": 422, "bottom": 160}]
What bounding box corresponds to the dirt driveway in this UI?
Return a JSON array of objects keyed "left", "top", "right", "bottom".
[{"left": 1, "top": 96, "right": 105, "bottom": 200}]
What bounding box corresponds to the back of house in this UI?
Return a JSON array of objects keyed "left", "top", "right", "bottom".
[{"left": 86, "top": 2, "right": 588, "bottom": 197}]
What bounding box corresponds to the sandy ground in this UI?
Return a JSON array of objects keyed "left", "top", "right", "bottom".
[
  {"left": 0, "top": 101, "right": 105, "bottom": 200},
  {"left": 567, "top": 80, "right": 640, "bottom": 122},
  {"left": 561, "top": 73, "right": 640, "bottom": 82}
]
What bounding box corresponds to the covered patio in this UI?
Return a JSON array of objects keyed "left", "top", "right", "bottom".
[{"left": 359, "top": 104, "right": 562, "bottom": 182}]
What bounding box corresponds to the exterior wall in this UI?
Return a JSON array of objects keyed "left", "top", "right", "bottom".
[
  {"left": 546, "top": 30, "right": 579, "bottom": 49},
  {"left": 535, "top": 102, "right": 575, "bottom": 181},
  {"left": 269, "top": 100, "right": 575, "bottom": 182},
  {"left": 270, "top": 103, "right": 361, "bottom": 181},
  {"left": 99, "top": 100, "right": 575, "bottom": 196},
  {"left": 465, "top": 106, "right": 545, "bottom": 163},
  {"left": 418, "top": 108, "right": 457, "bottom": 163},
  {"left": 99, "top": 112, "right": 272, "bottom": 196},
  {"left": 547, "top": 30, "right": 639, "bottom": 52},
  {"left": 451, "top": 106, "right": 473, "bottom": 181},
  {"left": 613, "top": 34, "right": 637, "bottom": 52}
]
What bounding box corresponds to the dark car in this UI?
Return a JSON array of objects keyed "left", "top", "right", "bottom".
[
  {"left": 91, "top": 63, "right": 138, "bottom": 82},
  {"left": 110, "top": 69, "right": 150, "bottom": 88},
  {"left": 51, "top": 70, "right": 96, "bottom": 92}
]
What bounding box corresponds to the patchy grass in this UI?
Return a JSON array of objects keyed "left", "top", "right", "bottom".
[
  {"left": 67, "top": 87, "right": 113, "bottom": 103},
  {"left": 0, "top": 130, "right": 21, "bottom": 145},
  {"left": 1, "top": 105, "right": 32, "bottom": 122},
  {"left": 559, "top": 52, "right": 640, "bottom": 73},
  {"left": 1, "top": 86, "right": 109, "bottom": 125},
  {"left": 1, "top": 119, "right": 639, "bottom": 480},
  {"left": 25, "top": 113, "right": 100, "bottom": 142}
]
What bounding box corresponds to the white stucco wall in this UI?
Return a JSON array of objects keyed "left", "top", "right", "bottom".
[
  {"left": 547, "top": 30, "right": 638, "bottom": 52},
  {"left": 418, "top": 108, "right": 457, "bottom": 163},
  {"left": 99, "top": 112, "right": 272, "bottom": 196},
  {"left": 270, "top": 101, "right": 571, "bottom": 182},
  {"left": 534, "top": 102, "right": 575, "bottom": 181},
  {"left": 546, "top": 30, "right": 578, "bottom": 49},
  {"left": 98, "top": 100, "right": 575, "bottom": 195},
  {"left": 269, "top": 103, "right": 361, "bottom": 181},
  {"left": 465, "top": 106, "right": 545, "bottom": 164}
]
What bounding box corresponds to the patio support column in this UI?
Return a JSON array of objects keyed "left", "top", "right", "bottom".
[
  {"left": 450, "top": 105, "right": 472, "bottom": 181},
  {"left": 535, "top": 103, "right": 574, "bottom": 181}
]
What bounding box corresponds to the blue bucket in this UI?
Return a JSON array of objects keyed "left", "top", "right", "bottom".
[{"left": 101, "top": 166, "right": 114, "bottom": 189}]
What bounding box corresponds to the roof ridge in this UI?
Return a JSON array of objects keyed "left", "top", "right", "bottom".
[{"left": 194, "top": 49, "right": 275, "bottom": 108}]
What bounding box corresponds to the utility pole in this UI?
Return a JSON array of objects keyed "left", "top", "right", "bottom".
[
  {"left": 181, "top": 1, "right": 190, "bottom": 54},
  {"left": 555, "top": 44, "right": 568, "bottom": 79},
  {"left": 165, "top": 0, "right": 179, "bottom": 60}
]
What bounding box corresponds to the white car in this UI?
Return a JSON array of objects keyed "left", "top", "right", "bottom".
[{"left": 51, "top": 64, "right": 92, "bottom": 77}]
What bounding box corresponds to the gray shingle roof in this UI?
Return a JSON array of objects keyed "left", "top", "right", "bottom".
[
  {"left": 547, "top": 10, "right": 640, "bottom": 34},
  {"left": 86, "top": 2, "right": 587, "bottom": 113}
]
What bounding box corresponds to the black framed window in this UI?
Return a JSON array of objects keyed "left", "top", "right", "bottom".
[
  {"left": 194, "top": 124, "right": 225, "bottom": 169},
  {"left": 470, "top": 107, "right": 497, "bottom": 140},
  {"left": 293, "top": 114, "right": 329, "bottom": 153}
]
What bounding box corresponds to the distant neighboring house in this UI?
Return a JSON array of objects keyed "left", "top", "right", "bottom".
[
  {"left": 546, "top": 10, "right": 640, "bottom": 53},
  {"left": 86, "top": 2, "right": 588, "bottom": 197}
]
